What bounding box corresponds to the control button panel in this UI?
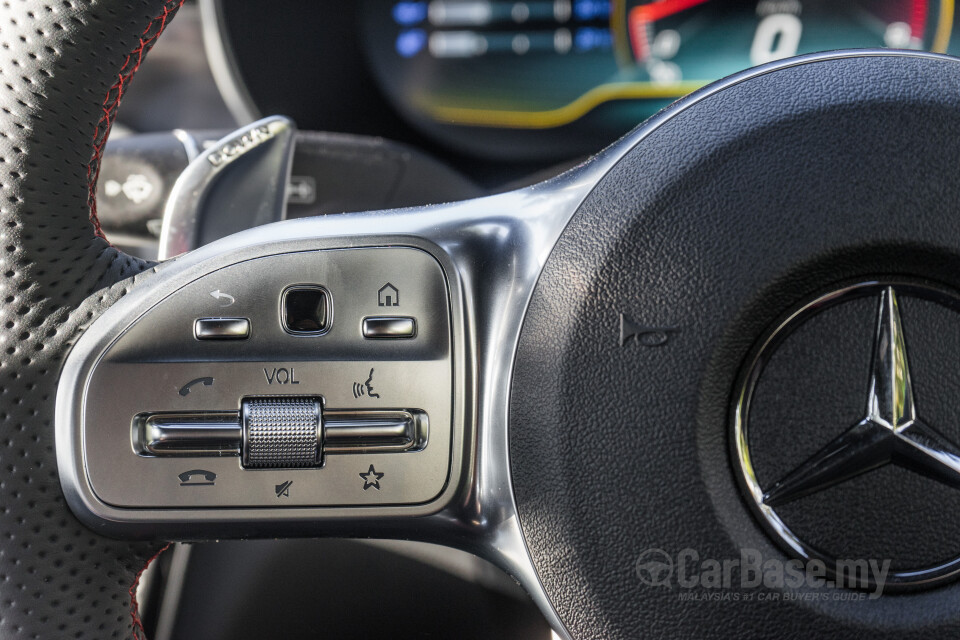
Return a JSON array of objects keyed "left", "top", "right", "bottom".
[
  {"left": 194, "top": 317, "right": 250, "bottom": 340},
  {"left": 82, "top": 247, "right": 454, "bottom": 508},
  {"left": 362, "top": 316, "right": 416, "bottom": 339}
]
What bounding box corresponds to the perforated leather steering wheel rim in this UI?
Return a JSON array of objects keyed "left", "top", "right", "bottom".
[{"left": 0, "top": 2, "right": 182, "bottom": 637}]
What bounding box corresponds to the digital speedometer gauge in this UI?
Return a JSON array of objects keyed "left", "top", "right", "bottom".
[
  {"left": 619, "top": 0, "right": 949, "bottom": 87},
  {"left": 362, "top": 1, "right": 956, "bottom": 159}
]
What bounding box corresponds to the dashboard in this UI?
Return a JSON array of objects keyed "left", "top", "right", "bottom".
[{"left": 212, "top": 0, "right": 960, "bottom": 163}]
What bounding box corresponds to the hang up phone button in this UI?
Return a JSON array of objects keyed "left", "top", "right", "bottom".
[{"left": 178, "top": 469, "right": 217, "bottom": 486}]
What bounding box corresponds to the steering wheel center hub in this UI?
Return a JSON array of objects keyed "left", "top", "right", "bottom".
[{"left": 511, "top": 54, "right": 960, "bottom": 637}]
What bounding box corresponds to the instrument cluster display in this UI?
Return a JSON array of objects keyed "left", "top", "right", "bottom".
[{"left": 362, "top": 0, "right": 957, "bottom": 159}]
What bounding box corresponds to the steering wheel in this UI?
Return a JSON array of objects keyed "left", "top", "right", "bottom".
[{"left": 7, "top": 1, "right": 960, "bottom": 638}]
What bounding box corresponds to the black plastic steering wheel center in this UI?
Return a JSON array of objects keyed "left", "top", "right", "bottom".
[{"left": 511, "top": 54, "right": 960, "bottom": 638}]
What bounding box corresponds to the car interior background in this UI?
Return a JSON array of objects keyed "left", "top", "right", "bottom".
[{"left": 9, "top": 0, "right": 960, "bottom": 638}]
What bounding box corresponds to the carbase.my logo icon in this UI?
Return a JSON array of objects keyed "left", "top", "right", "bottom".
[{"left": 635, "top": 548, "right": 674, "bottom": 587}]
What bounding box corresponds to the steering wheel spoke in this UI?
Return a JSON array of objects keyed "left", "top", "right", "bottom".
[{"left": 58, "top": 149, "right": 615, "bottom": 638}]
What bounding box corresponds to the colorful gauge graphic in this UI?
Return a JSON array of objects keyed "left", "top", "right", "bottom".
[
  {"left": 363, "top": 0, "right": 957, "bottom": 151},
  {"left": 613, "top": 0, "right": 952, "bottom": 89}
]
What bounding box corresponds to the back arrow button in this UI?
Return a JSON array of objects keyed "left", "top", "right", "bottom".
[{"left": 210, "top": 290, "right": 235, "bottom": 306}]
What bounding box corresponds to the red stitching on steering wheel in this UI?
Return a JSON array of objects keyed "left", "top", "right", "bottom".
[
  {"left": 130, "top": 543, "right": 172, "bottom": 640},
  {"left": 87, "top": 7, "right": 185, "bottom": 634},
  {"left": 86, "top": 0, "right": 185, "bottom": 240}
]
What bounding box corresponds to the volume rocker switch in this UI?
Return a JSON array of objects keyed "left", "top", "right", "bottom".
[
  {"left": 242, "top": 397, "right": 322, "bottom": 468},
  {"left": 134, "top": 399, "right": 427, "bottom": 468}
]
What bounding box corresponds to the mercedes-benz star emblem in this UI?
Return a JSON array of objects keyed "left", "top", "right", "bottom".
[
  {"left": 765, "top": 287, "right": 960, "bottom": 505},
  {"left": 735, "top": 283, "right": 960, "bottom": 587}
]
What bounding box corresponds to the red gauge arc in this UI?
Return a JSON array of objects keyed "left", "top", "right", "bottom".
[
  {"left": 628, "top": 0, "right": 711, "bottom": 61},
  {"left": 627, "top": 0, "right": 935, "bottom": 63}
]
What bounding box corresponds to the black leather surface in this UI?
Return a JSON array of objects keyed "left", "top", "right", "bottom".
[
  {"left": 511, "top": 55, "right": 960, "bottom": 638},
  {"left": 0, "top": 1, "right": 181, "bottom": 637}
]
